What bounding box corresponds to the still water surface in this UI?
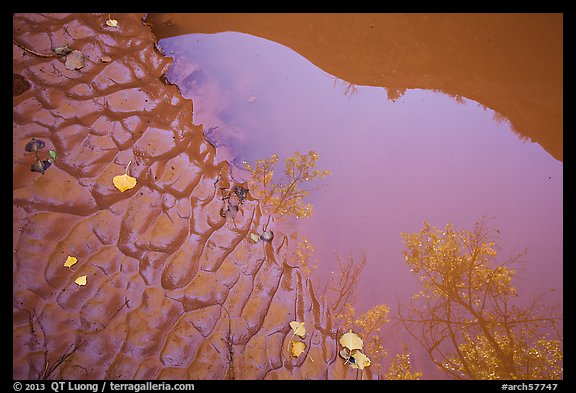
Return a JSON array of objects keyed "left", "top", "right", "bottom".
[{"left": 158, "top": 31, "right": 562, "bottom": 328}]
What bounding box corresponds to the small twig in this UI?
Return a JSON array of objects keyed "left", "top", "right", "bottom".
[
  {"left": 262, "top": 214, "right": 272, "bottom": 232},
  {"left": 216, "top": 302, "right": 235, "bottom": 380},
  {"left": 37, "top": 297, "right": 130, "bottom": 379},
  {"left": 13, "top": 39, "right": 55, "bottom": 58}
]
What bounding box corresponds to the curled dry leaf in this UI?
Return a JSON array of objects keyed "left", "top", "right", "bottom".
[
  {"left": 340, "top": 330, "right": 364, "bottom": 352},
  {"left": 65, "top": 50, "right": 85, "bottom": 71},
  {"left": 291, "top": 340, "right": 306, "bottom": 358},
  {"left": 100, "top": 55, "right": 112, "bottom": 63},
  {"left": 64, "top": 256, "right": 78, "bottom": 269},
  {"left": 75, "top": 275, "right": 87, "bottom": 286}
]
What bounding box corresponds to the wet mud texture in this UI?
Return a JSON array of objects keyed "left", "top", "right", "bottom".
[
  {"left": 147, "top": 13, "right": 563, "bottom": 162},
  {"left": 13, "top": 13, "right": 354, "bottom": 380}
]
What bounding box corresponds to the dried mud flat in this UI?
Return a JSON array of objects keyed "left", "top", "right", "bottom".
[{"left": 13, "top": 13, "right": 354, "bottom": 380}]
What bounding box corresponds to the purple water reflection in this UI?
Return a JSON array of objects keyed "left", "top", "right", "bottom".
[{"left": 159, "top": 32, "right": 562, "bottom": 374}]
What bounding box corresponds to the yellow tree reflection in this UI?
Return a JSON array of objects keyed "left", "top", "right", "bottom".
[
  {"left": 399, "top": 218, "right": 563, "bottom": 379},
  {"left": 244, "top": 150, "right": 331, "bottom": 220}
]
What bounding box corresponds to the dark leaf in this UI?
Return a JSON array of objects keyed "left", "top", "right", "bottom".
[
  {"left": 30, "top": 160, "right": 52, "bottom": 174},
  {"left": 53, "top": 46, "right": 72, "bottom": 57},
  {"left": 260, "top": 230, "right": 274, "bottom": 242},
  {"left": 234, "top": 186, "right": 249, "bottom": 202},
  {"left": 25, "top": 138, "right": 45, "bottom": 153},
  {"left": 13, "top": 73, "right": 31, "bottom": 96}
]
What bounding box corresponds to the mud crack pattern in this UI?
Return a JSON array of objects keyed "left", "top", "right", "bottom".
[{"left": 12, "top": 13, "right": 357, "bottom": 380}]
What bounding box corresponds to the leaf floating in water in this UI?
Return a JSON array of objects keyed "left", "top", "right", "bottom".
[
  {"left": 260, "top": 230, "right": 274, "bottom": 243},
  {"left": 25, "top": 138, "right": 45, "bottom": 153},
  {"left": 340, "top": 348, "right": 353, "bottom": 362},
  {"left": 74, "top": 275, "right": 87, "bottom": 287},
  {"left": 113, "top": 161, "right": 137, "bottom": 192},
  {"left": 65, "top": 50, "right": 85, "bottom": 71},
  {"left": 339, "top": 330, "right": 364, "bottom": 352},
  {"left": 30, "top": 160, "right": 52, "bottom": 174},
  {"left": 64, "top": 256, "right": 78, "bottom": 270},
  {"left": 350, "top": 351, "right": 371, "bottom": 370}
]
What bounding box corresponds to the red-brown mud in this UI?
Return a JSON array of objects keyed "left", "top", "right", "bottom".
[
  {"left": 146, "top": 13, "right": 563, "bottom": 162},
  {"left": 13, "top": 13, "right": 352, "bottom": 380}
]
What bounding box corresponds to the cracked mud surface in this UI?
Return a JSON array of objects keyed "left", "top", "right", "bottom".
[{"left": 13, "top": 13, "right": 353, "bottom": 380}]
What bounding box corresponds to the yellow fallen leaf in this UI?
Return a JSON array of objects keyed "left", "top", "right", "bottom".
[
  {"left": 113, "top": 161, "right": 137, "bottom": 192},
  {"left": 113, "top": 173, "right": 137, "bottom": 192},
  {"left": 350, "top": 351, "right": 371, "bottom": 370},
  {"left": 75, "top": 275, "right": 87, "bottom": 286},
  {"left": 64, "top": 256, "right": 77, "bottom": 269},
  {"left": 106, "top": 16, "right": 118, "bottom": 28},
  {"left": 340, "top": 330, "right": 364, "bottom": 352},
  {"left": 291, "top": 340, "right": 306, "bottom": 357},
  {"left": 289, "top": 321, "right": 306, "bottom": 338}
]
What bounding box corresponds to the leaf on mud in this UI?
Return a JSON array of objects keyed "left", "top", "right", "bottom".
[
  {"left": 64, "top": 256, "right": 78, "bottom": 269},
  {"left": 350, "top": 351, "right": 371, "bottom": 370},
  {"left": 65, "top": 50, "right": 85, "bottom": 70},
  {"left": 113, "top": 173, "right": 137, "bottom": 192},
  {"left": 53, "top": 46, "right": 72, "bottom": 57},
  {"left": 340, "top": 330, "right": 364, "bottom": 352},
  {"left": 25, "top": 138, "right": 45, "bottom": 153},
  {"left": 248, "top": 232, "right": 260, "bottom": 243},
  {"left": 113, "top": 161, "right": 137, "bottom": 192},
  {"left": 291, "top": 340, "right": 306, "bottom": 358},
  {"left": 30, "top": 160, "right": 52, "bottom": 174},
  {"left": 105, "top": 17, "right": 118, "bottom": 28},
  {"left": 74, "top": 275, "right": 87, "bottom": 286},
  {"left": 100, "top": 55, "right": 112, "bottom": 63},
  {"left": 49, "top": 150, "right": 57, "bottom": 160},
  {"left": 289, "top": 321, "right": 306, "bottom": 338}
]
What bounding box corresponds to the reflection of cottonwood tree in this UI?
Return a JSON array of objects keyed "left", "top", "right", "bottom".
[
  {"left": 244, "top": 151, "right": 331, "bottom": 220},
  {"left": 244, "top": 151, "right": 330, "bottom": 274},
  {"left": 399, "top": 218, "right": 563, "bottom": 379},
  {"left": 325, "top": 253, "right": 366, "bottom": 316},
  {"left": 331, "top": 76, "right": 359, "bottom": 98},
  {"left": 245, "top": 151, "right": 423, "bottom": 378}
]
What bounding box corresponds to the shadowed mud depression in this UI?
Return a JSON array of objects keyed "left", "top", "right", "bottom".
[{"left": 14, "top": 13, "right": 562, "bottom": 380}]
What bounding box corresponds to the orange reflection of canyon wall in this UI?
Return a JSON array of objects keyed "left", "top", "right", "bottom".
[{"left": 146, "top": 13, "right": 563, "bottom": 162}]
